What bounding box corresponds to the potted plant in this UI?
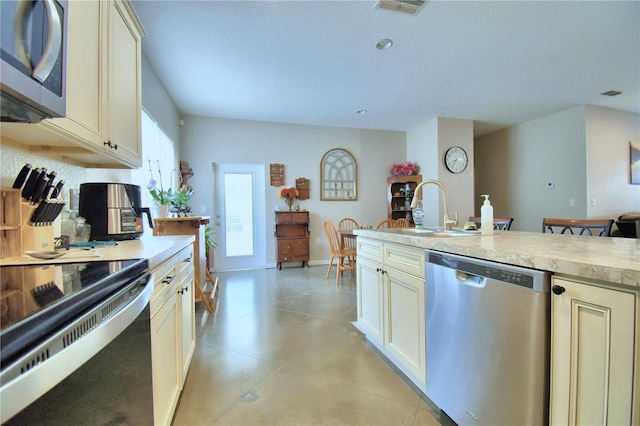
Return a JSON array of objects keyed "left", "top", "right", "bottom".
[
  {"left": 204, "top": 225, "right": 217, "bottom": 270},
  {"left": 169, "top": 186, "right": 194, "bottom": 217}
]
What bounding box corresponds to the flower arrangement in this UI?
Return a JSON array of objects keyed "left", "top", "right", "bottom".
[
  {"left": 389, "top": 162, "right": 420, "bottom": 176},
  {"left": 169, "top": 185, "right": 194, "bottom": 216},
  {"left": 148, "top": 160, "right": 194, "bottom": 217},
  {"left": 279, "top": 187, "right": 299, "bottom": 210}
]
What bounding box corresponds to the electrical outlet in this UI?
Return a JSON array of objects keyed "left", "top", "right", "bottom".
[
  {"left": 569, "top": 198, "right": 575, "bottom": 206},
  {"left": 315, "top": 238, "right": 321, "bottom": 245},
  {"left": 200, "top": 205, "right": 206, "bottom": 213}
]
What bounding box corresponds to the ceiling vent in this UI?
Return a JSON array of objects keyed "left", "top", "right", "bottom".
[
  {"left": 375, "top": 0, "right": 428, "bottom": 16},
  {"left": 601, "top": 90, "right": 622, "bottom": 97}
]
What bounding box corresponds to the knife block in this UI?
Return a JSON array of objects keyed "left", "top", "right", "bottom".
[
  {"left": 1, "top": 188, "right": 22, "bottom": 260},
  {"left": 21, "top": 201, "right": 54, "bottom": 253}
]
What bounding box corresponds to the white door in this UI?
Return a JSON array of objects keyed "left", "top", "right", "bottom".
[{"left": 213, "top": 163, "right": 266, "bottom": 271}]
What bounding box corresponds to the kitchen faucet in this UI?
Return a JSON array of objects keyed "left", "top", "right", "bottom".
[{"left": 410, "top": 179, "right": 458, "bottom": 230}]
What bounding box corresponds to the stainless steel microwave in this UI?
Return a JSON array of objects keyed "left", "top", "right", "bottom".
[{"left": 0, "top": 0, "right": 67, "bottom": 123}]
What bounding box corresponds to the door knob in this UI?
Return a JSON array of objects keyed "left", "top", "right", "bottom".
[{"left": 552, "top": 285, "right": 565, "bottom": 295}]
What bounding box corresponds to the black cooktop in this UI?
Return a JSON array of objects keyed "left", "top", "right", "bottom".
[{"left": 0, "top": 259, "right": 148, "bottom": 368}]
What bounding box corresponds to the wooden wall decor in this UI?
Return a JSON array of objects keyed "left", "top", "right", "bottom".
[
  {"left": 296, "top": 177, "right": 310, "bottom": 200},
  {"left": 270, "top": 163, "right": 285, "bottom": 186}
]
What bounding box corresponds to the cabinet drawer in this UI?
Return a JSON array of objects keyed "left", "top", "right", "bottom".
[
  {"left": 152, "top": 258, "right": 179, "bottom": 311},
  {"left": 383, "top": 243, "right": 425, "bottom": 277},
  {"left": 357, "top": 238, "right": 384, "bottom": 263},
  {"left": 177, "top": 245, "right": 194, "bottom": 277}
]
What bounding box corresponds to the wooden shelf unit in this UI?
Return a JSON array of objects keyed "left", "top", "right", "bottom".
[
  {"left": 387, "top": 175, "right": 422, "bottom": 224},
  {"left": 274, "top": 211, "right": 310, "bottom": 270}
]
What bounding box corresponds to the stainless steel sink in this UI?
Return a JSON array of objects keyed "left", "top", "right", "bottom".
[{"left": 400, "top": 228, "right": 481, "bottom": 237}]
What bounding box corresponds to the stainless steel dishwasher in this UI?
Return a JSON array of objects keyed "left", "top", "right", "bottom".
[{"left": 425, "top": 250, "right": 550, "bottom": 426}]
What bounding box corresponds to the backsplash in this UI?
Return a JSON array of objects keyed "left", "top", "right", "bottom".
[{"left": 0, "top": 142, "right": 132, "bottom": 204}]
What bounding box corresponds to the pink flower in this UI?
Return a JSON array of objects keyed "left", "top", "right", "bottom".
[{"left": 389, "top": 162, "right": 419, "bottom": 176}]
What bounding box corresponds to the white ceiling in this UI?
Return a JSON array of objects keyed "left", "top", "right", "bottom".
[{"left": 131, "top": 0, "right": 639, "bottom": 136}]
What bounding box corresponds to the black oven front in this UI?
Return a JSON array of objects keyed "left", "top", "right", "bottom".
[{"left": 0, "top": 259, "right": 154, "bottom": 425}]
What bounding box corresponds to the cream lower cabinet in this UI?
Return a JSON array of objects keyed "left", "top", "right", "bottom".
[
  {"left": 550, "top": 276, "right": 638, "bottom": 425},
  {"left": 356, "top": 237, "right": 426, "bottom": 390},
  {"left": 151, "top": 245, "right": 195, "bottom": 426}
]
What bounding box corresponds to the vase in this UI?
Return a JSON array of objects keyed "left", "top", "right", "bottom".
[
  {"left": 285, "top": 198, "right": 294, "bottom": 211},
  {"left": 154, "top": 204, "right": 168, "bottom": 218}
]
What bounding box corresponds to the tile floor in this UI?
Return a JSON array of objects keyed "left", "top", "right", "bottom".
[{"left": 172, "top": 266, "right": 445, "bottom": 425}]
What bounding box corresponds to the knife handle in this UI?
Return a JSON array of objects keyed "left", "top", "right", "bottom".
[
  {"left": 12, "top": 163, "right": 32, "bottom": 189},
  {"left": 22, "top": 167, "right": 41, "bottom": 199},
  {"left": 52, "top": 180, "right": 65, "bottom": 199}
]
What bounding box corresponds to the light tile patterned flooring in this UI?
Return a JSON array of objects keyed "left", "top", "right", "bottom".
[{"left": 172, "top": 266, "right": 445, "bottom": 425}]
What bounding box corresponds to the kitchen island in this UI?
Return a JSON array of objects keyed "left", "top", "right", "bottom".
[
  {"left": 353, "top": 228, "right": 640, "bottom": 286},
  {"left": 353, "top": 228, "right": 639, "bottom": 425}
]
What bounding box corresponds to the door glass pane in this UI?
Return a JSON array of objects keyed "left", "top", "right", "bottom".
[{"left": 224, "top": 173, "right": 254, "bottom": 257}]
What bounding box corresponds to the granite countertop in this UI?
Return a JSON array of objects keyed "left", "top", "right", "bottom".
[
  {"left": 354, "top": 228, "right": 640, "bottom": 287},
  {"left": 0, "top": 234, "right": 195, "bottom": 270}
]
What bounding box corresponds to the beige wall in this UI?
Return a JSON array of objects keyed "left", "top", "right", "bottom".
[
  {"left": 585, "top": 106, "right": 640, "bottom": 218},
  {"left": 475, "top": 106, "right": 639, "bottom": 232},
  {"left": 179, "top": 115, "right": 406, "bottom": 267},
  {"left": 407, "top": 117, "right": 475, "bottom": 227}
]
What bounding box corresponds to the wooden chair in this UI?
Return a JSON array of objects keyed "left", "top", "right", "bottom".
[
  {"left": 324, "top": 220, "right": 356, "bottom": 285},
  {"left": 542, "top": 218, "right": 614, "bottom": 237},
  {"left": 338, "top": 218, "right": 359, "bottom": 263},
  {"left": 375, "top": 218, "right": 408, "bottom": 229},
  {"left": 395, "top": 218, "right": 411, "bottom": 228},
  {"left": 469, "top": 216, "right": 514, "bottom": 231}
]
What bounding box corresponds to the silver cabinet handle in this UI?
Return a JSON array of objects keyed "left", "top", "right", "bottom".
[{"left": 33, "top": 0, "right": 62, "bottom": 82}]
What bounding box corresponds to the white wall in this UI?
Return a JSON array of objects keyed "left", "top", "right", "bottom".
[
  {"left": 475, "top": 106, "right": 640, "bottom": 232},
  {"left": 585, "top": 106, "right": 640, "bottom": 218},
  {"left": 141, "top": 54, "right": 182, "bottom": 144},
  {"left": 407, "top": 117, "right": 475, "bottom": 227},
  {"left": 179, "top": 115, "right": 406, "bottom": 266}
]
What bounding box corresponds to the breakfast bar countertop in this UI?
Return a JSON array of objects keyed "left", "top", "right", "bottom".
[
  {"left": 353, "top": 229, "right": 640, "bottom": 287},
  {"left": 0, "top": 234, "right": 195, "bottom": 270}
]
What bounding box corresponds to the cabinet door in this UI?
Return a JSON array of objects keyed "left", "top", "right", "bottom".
[
  {"left": 45, "top": 0, "right": 107, "bottom": 146},
  {"left": 384, "top": 267, "right": 426, "bottom": 388},
  {"left": 277, "top": 239, "right": 292, "bottom": 258},
  {"left": 356, "top": 257, "right": 384, "bottom": 346},
  {"left": 151, "top": 289, "right": 181, "bottom": 426},
  {"left": 179, "top": 267, "right": 196, "bottom": 383},
  {"left": 291, "top": 239, "right": 308, "bottom": 257},
  {"left": 108, "top": 0, "right": 142, "bottom": 167},
  {"left": 550, "top": 277, "right": 636, "bottom": 426}
]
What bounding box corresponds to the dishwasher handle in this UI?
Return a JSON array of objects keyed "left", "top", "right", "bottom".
[{"left": 455, "top": 270, "right": 486, "bottom": 287}]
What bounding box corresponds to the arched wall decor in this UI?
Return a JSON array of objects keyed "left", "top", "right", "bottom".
[{"left": 320, "top": 148, "right": 357, "bottom": 200}]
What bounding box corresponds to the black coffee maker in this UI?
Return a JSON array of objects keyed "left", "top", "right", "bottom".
[{"left": 79, "top": 183, "right": 153, "bottom": 240}]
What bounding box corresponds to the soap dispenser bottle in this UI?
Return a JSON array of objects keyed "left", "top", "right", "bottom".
[
  {"left": 413, "top": 200, "right": 424, "bottom": 229},
  {"left": 480, "top": 194, "right": 494, "bottom": 235}
]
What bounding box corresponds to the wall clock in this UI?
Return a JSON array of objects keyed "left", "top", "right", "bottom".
[{"left": 444, "top": 146, "right": 468, "bottom": 174}]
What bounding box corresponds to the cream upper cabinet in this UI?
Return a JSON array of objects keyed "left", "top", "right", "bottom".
[
  {"left": 106, "top": 0, "right": 143, "bottom": 166},
  {"left": 550, "top": 276, "right": 638, "bottom": 425},
  {"left": 0, "top": 0, "right": 144, "bottom": 169}
]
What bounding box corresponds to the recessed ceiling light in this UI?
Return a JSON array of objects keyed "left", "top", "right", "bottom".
[
  {"left": 357, "top": 109, "right": 368, "bottom": 115},
  {"left": 376, "top": 39, "right": 393, "bottom": 50},
  {"left": 601, "top": 90, "right": 622, "bottom": 96}
]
